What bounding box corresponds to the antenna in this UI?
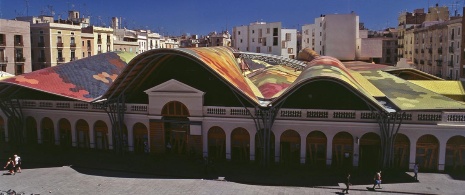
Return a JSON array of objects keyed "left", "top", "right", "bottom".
[{"left": 25, "top": 0, "right": 29, "bottom": 16}]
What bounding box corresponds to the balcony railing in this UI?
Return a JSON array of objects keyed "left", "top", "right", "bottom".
[
  {"left": 449, "top": 46, "right": 454, "bottom": 53},
  {"left": 438, "top": 48, "right": 442, "bottom": 54},
  {"left": 15, "top": 57, "right": 25, "bottom": 62},
  {"left": 38, "top": 57, "right": 46, "bottom": 62},
  {"left": 0, "top": 57, "right": 7, "bottom": 63},
  {"left": 38, "top": 42, "right": 45, "bottom": 47},
  {"left": 17, "top": 100, "right": 465, "bottom": 125},
  {"left": 57, "top": 42, "right": 63, "bottom": 47},
  {"left": 14, "top": 42, "right": 23, "bottom": 47},
  {"left": 57, "top": 57, "right": 65, "bottom": 62},
  {"left": 97, "top": 39, "right": 102, "bottom": 44},
  {"left": 436, "top": 59, "right": 442, "bottom": 66},
  {"left": 449, "top": 61, "right": 453, "bottom": 67},
  {"left": 70, "top": 43, "right": 76, "bottom": 47},
  {"left": 0, "top": 41, "right": 5, "bottom": 47},
  {"left": 70, "top": 57, "right": 78, "bottom": 61}
]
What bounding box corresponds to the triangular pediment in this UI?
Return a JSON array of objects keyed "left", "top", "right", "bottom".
[{"left": 144, "top": 79, "right": 204, "bottom": 94}]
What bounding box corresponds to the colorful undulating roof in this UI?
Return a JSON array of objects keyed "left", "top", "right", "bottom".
[
  {"left": 1, "top": 46, "right": 464, "bottom": 112},
  {"left": 359, "top": 70, "right": 465, "bottom": 111},
  {"left": 0, "top": 52, "right": 135, "bottom": 102}
]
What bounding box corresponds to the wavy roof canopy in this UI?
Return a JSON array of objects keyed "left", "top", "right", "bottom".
[{"left": 0, "top": 52, "right": 135, "bottom": 102}]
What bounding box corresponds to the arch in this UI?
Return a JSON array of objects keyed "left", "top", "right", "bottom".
[
  {"left": 231, "top": 127, "right": 250, "bottom": 162},
  {"left": 133, "top": 122, "right": 148, "bottom": 154},
  {"left": 306, "top": 130, "right": 327, "bottom": 167},
  {"left": 58, "top": 118, "right": 72, "bottom": 148},
  {"left": 162, "top": 101, "right": 190, "bottom": 117},
  {"left": 255, "top": 130, "right": 275, "bottom": 163},
  {"left": 280, "top": 129, "right": 301, "bottom": 164},
  {"left": 332, "top": 132, "right": 353, "bottom": 168},
  {"left": 163, "top": 101, "right": 191, "bottom": 155},
  {"left": 25, "top": 117, "right": 37, "bottom": 145},
  {"left": 359, "top": 132, "right": 381, "bottom": 170},
  {"left": 94, "top": 120, "right": 109, "bottom": 150},
  {"left": 445, "top": 135, "right": 465, "bottom": 171},
  {"left": 41, "top": 117, "right": 55, "bottom": 146},
  {"left": 394, "top": 133, "right": 410, "bottom": 169},
  {"left": 76, "top": 119, "right": 90, "bottom": 148},
  {"left": 208, "top": 126, "right": 226, "bottom": 161},
  {"left": 416, "top": 134, "right": 439, "bottom": 170},
  {"left": 0, "top": 116, "right": 5, "bottom": 142}
]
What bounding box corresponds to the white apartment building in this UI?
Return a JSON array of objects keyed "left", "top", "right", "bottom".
[
  {"left": 233, "top": 22, "right": 297, "bottom": 58},
  {"left": 447, "top": 20, "right": 461, "bottom": 80},
  {"left": 302, "top": 14, "right": 359, "bottom": 61}
]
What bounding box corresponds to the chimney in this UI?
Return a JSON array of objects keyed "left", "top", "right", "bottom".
[{"left": 112, "top": 17, "right": 119, "bottom": 30}]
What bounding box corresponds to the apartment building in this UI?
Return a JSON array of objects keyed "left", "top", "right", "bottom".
[
  {"left": 302, "top": 13, "right": 358, "bottom": 60},
  {"left": 17, "top": 14, "right": 84, "bottom": 70},
  {"left": 233, "top": 22, "right": 297, "bottom": 58},
  {"left": 208, "top": 31, "right": 231, "bottom": 47},
  {"left": 82, "top": 26, "right": 114, "bottom": 55},
  {"left": 0, "top": 19, "right": 32, "bottom": 75}
]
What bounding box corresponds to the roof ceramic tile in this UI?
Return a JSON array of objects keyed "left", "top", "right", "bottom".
[{"left": 0, "top": 52, "right": 131, "bottom": 102}]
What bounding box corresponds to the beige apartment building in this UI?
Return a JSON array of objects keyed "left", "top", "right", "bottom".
[
  {"left": 82, "top": 26, "right": 114, "bottom": 55},
  {"left": 0, "top": 19, "right": 32, "bottom": 75}
]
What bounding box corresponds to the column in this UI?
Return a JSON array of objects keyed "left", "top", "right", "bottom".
[
  {"left": 300, "top": 136, "right": 306, "bottom": 164},
  {"left": 275, "top": 138, "right": 280, "bottom": 163},
  {"left": 71, "top": 122, "right": 77, "bottom": 147},
  {"left": 225, "top": 132, "right": 231, "bottom": 160},
  {"left": 409, "top": 139, "right": 417, "bottom": 170},
  {"left": 326, "top": 137, "right": 333, "bottom": 167},
  {"left": 438, "top": 139, "right": 447, "bottom": 171},
  {"left": 250, "top": 134, "right": 255, "bottom": 161}
]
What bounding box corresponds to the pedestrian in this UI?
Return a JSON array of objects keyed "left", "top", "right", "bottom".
[
  {"left": 3, "top": 157, "right": 15, "bottom": 175},
  {"left": 413, "top": 163, "right": 419, "bottom": 181},
  {"left": 372, "top": 171, "right": 381, "bottom": 190},
  {"left": 342, "top": 173, "right": 351, "bottom": 194},
  {"left": 14, "top": 154, "right": 21, "bottom": 173}
]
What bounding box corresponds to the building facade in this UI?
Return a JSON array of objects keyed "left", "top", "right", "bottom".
[
  {"left": 0, "top": 19, "right": 32, "bottom": 75},
  {"left": 233, "top": 22, "right": 297, "bottom": 58}
]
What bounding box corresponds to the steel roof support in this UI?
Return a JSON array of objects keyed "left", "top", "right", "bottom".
[{"left": 102, "top": 94, "right": 126, "bottom": 154}]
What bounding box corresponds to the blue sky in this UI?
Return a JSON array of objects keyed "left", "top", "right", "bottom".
[{"left": 0, "top": 0, "right": 462, "bottom": 35}]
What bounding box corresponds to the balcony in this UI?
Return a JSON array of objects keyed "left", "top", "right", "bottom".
[
  {"left": 421, "top": 49, "right": 424, "bottom": 53},
  {"left": 57, "top": 57, "right": 65, "bottom": 63},
  {"left": 0, "top": 41, "right": 5, "bottom": 47},
  {"left": 0, "top": 57, "right": 7, "bottom": 63},
  {"left": 97, "top": 39, "right": 102, "bottom": 44},
  {"left": 107, "top": 41, "right": 111, "bottom": 45},
  {"left": 449, "top": 46, "right": 454, "bottom": 53},
  {"left": 14, "top": 42, "right": 23, "bottom": 47},
  {"left": 70, "top": 57, "right": 78, "bottom": 61},
  {"left": 420, "top": 60, "right": 425, "bottom": 64},
  {"left": 427, "top": 60, "right": 432, "bottom": 65},
  {"left": 436, "top": 59, "right": 442, "bottom": 66},
  {"left": 38, "top": 42, "right": 45, "bottom": 47},
  {"left": 38, "top": 57, "right": 46, "bottom": 62},
  {"left": 448, "top": 61, "right": 453, "bottom": 67},
  {"left": 57, "top": 42, "right": 63, "bottom": 47},
  {"left": 70, "top": 43, "right": 76, "bottom": 48},
  {"left": 15, "top": 57, "right": 25, "bottom": 62},
  {"left": 438, "top": 48, "right": 442, "bottom": 54},
  {"left": 414, "top": 59, "right": 418, "bottom": 64}
]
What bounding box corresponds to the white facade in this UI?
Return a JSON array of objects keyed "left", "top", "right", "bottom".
[
  {"left": 302, "top": 14, "right": 359, "bottom": 60},
  {"left": 233, "top": 22, "right": 297, "bottom": 58}
]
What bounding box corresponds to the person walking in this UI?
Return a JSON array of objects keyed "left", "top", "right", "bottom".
[
  {"left": 14, "top": 154, "right": 21, "bottom": 173},
  {"left": 414, "top": 163, "right": 419, "bottom": 181},
  {"left": 342, "top": 173, "right": 351, "bottom": 194},
  {"left": 3, "top": 157, "right": 15, "bottom": 175},
  {"left": 372, "top": 171, "right": 381, "bottom": 190}
]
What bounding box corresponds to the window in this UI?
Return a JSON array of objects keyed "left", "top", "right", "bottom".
[
  {"left": 70, "top": 37, "right": 75, "bottom": 44},
  {"left": 252, "top": 30, "right": 254, "bottom": 34},
  {"left": 87, "top": 40, "right": 91, "bottom": 47},
  {"left": 0, "top": 64, "right": 6, "bottom": 72},
  {"left": 273, "top": 28, "right": 278, "bottom": 36},
  {"left": 240, "top": 39, "right": 242, "bottom": 43},
  {"left": 15, "top": 64, "right": 23, "bottom": 75},
  {"left": 285, "top": 33, "right": 291, "bottom": 41},
  {"left": 252, "top": 38, "right": 255, "bottom": 42},
  {"left": 0, "top": 34, "right": 5, "bottom": 45},
  {"left": 88, "top": 52, "right": 91, "bottom": 57},
  {"left": 71, "top": 32, "right": 75, "bottom": 35},
  {"left": 238, "top": 31, "right": 241, "bottom": 35},
  {"left": 268, "top": 46, "right": 272, "bottom": 52},
  {"left": 82, "top": 41, "right": 84, "bottom": 46},
  {"left": 256, "top": 47, "right": 260, "bottom": 53},
  {"left": 282, "top": 41, "right": 286, "bottom": 48},
  {"left": 288, "top": 48, "right": 293, "bottom": 54},
  {"left": 14, "top": 35, "right": 22, "bottom": 46},
  {"left": 71, "top": 50, "right": 75, "bottom": 61},
  {"left": 57, "top": 36, "right": 62, "bottom": 43},
  {"left": 39, "top": 31, "right": 43, "bottom": 34},
  {"left": 58, "top": 31, "right": 61, "bottom": 34},
  {"left": 273, "top": 37, "right": 278, "bottom": 46},
  {"left": 267, "top": 28, "right": 270, "bottom": 34},
  {"left": 82, "top": 52, "right": 85, "bottom": 58}
]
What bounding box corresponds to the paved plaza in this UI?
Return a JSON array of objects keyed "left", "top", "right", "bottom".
[{"left": 1, "top": 145, "right": 464, "bottom": 195}]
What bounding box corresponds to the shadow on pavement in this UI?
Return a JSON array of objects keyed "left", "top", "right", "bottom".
[{"left": 1, "top": 144, "right": 447, "bottom": 187}]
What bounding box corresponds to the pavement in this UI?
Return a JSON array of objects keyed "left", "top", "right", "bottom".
[{"left": 1, "top": 144, "right": 465, "bottom": 195}]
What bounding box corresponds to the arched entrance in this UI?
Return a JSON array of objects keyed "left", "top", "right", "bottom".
[
  {"left": 416, "top": 134, "right": 439, "bottom": 171},
  {"left": 231, "top": 127, "right": 250, "bottom": 162},
  {"left": 306, "top": 131, "right": 327, "bottom": 167},
  {"left": 133, "top": 123, "right": 148, "bottom": 154},
  {"left": 359, "top": 132, "right": 381, "bottom": 170},
  {"left": 0, "top": 116, "right": 5, "bottom": 142},
  {"left": 94, "top": 120, "right": 109, "bottom": 150},
  {"left": 41, "top": 117, "right": 55, "bottom": 146},
  {"left": 332, "top": 132, "right": 353, "bottom": 168},
  {"left": 58, "top": 118, "right": 72, "bottom": 148},
  {"left": 76, "top": 119, "right": 90, "bottom": 148},
  {"left": 280, "top": 129, "right": 300, "bottom": 164},
  {"left": 208, "top": 126, "right": 226, "bottom": 161},
  {"left": 26, "top": 117, "right": 37, "bottom": 145},
  {"left": 162, "top": 101, "right": 190, "bottom": 155},
  {"left": 255, "top": 130, "right": 275, "bottom": 163},
  {"left": 394, "top": 133, "right": 410, "bottom": 170},
  {"left": 445, "top": 136, "right": 465, "bottom": 171}
]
